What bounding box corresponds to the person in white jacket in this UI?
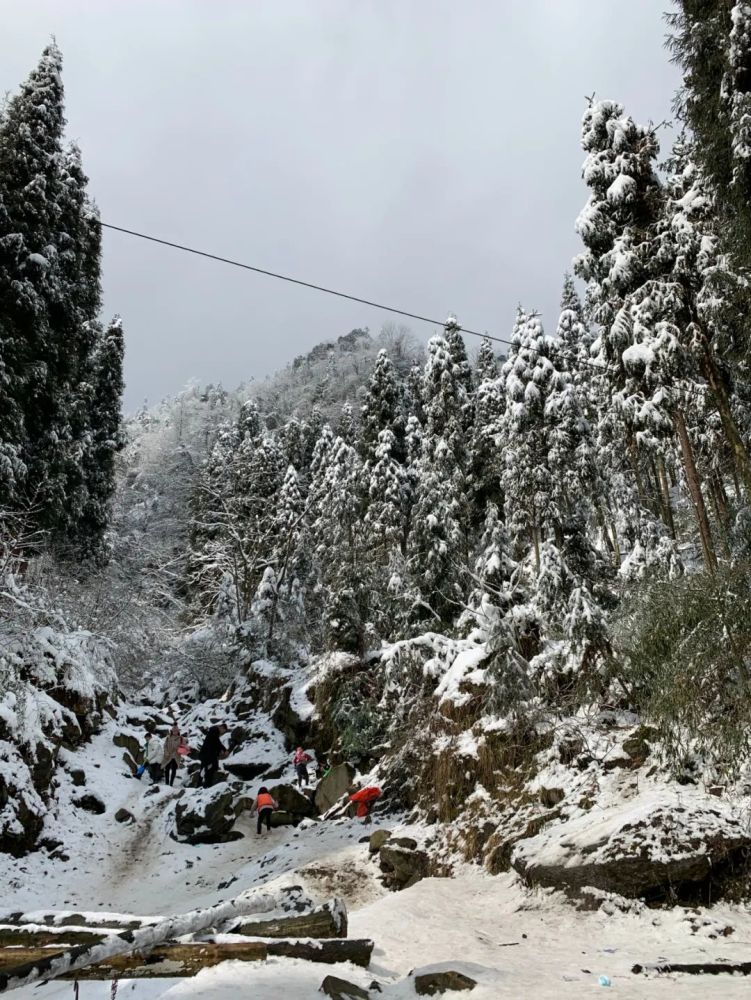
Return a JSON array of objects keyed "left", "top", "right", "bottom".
[{"left": 145, "top": 732, "right": 163, "bottom": 784}]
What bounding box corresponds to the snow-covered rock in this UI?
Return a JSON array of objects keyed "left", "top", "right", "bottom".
[
  {"left": 512, "top": 785, "right": 751, "bottom": 898},
  {"left": 173, "top": 786, "right": 238, "bottom": 844}
]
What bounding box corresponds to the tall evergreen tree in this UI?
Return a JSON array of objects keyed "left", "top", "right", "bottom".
[
  {"left": 667, "top": 1, "right": 751, "bottom": 266},
  {"left": 360, "top": 349, "right": 404, "bottom": 462}
]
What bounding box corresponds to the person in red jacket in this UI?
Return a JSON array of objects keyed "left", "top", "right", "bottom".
[
  {"left": 293, "top": 747, "right": 313, "bottom": 788},
  {"left": 255, "top": 786, "right": 278, "bottom": 835}
]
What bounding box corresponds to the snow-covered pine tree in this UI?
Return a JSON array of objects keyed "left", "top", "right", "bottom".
[
  {"left": 359, "top": 348, "right": 405, "bottom": 463},
  {"left": 406, "top": 331, "right": 472, "bottom": 623},
  {"left": 500, "top": 308, "right": 557, "bottom": 567},
  {"left": 364, "top": 428, "right": 408, "bottom": 634},
  {"left": 0, "top": 45, "right": 118, "bottom": 551},
  {"left": 474, "top": 336, "right": 499, "bottom": 386},
  {"left": 0, "top": 44, "right": 68, "bottom": 527},
  {"left": 573, "top": 99, "right": 683, "bottom": 572},
  {"left": 336, "top": 401, "right": 357, "bottom": 446},
  {"left": 667, "top": 1, "right": 751, "bottom": 266},
  {"left": 469, "top": 341, "right": 505, "bottom": 530},
  {"left": 555, "top": 274, "right": 592, "bottom": 386},
  {"left": 444, "top": 315, "right": 474, "bottom": 433},
  {"left": 74, "top": 317, "right": 125, "bottom": 561},
  {"left": 308, "top": 434, "right": 366, "bottom": 651}
]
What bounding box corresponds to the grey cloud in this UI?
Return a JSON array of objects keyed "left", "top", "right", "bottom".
[{"left": 1, "top": 0, "right": 679, "bottom": 409}]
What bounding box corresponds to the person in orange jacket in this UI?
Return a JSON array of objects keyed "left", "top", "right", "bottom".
[{"left": 254, "top": 786, "right": 279, "bottom": 835}]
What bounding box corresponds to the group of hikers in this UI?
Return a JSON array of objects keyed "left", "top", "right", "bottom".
[
  {"left": 138, "top": 723, "right": 229, "bottom": 789},
  {"left": 137, "top": 725, "right": 380, "bottom": 833}
]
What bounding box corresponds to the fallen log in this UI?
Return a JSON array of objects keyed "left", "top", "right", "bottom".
[
  {"left": 0, "top": 913, "right": 146, "bottom": 932},
  {"left": 223, "top": 899, "right": 347, "bottom": 939},
  {"left": 632, "top": 960, "right": 751, "bottom": 976},
  {"left": 0, "top": 938, "right": 375, "bottom": 980},
  {"left": 0, "top": 927, "right": 107, "bottom": 949},
  {"left": 0, "top": 887, "right": 314, "bottom": 993}
]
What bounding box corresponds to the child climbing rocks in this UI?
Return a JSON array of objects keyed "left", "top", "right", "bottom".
[
  {"left": 293, "top": 747, "right": 313, "bottom": 788},
  {"left": 255, "top": 786, "right": 278, "bottom": 834}
]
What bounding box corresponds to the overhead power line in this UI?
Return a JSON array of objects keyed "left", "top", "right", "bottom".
[{"left": 100, "top": 222, "right": 512, "bottom": 348}]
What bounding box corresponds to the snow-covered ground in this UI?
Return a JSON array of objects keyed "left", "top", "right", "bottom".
[{"left": 4, "top": 721, "right": 751, "bottom": 998}]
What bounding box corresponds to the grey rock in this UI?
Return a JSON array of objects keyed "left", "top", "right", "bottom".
[
  {"left": 319, "top": 974, "right": 369, "bottom": 999},
  {"left": 414, "top": 969, "right": 477, "bottom": 994},
  {"left": 379, "top": 844, "right": 428, "bottom": 890},
  {"left": 174, "top": 786, "right": 237, "bottom": 844},
  {"left": 73, "top": 794, "right": 106, "bottom": 815},
  {"left": 269, "top": 783, "right": 316, "bottom": 817},
  {"left": 368, "top": 830, "right": 392, "bottom": 854},
  {"left": 315, "top": 763, "right": 356, "bottom": 814}
]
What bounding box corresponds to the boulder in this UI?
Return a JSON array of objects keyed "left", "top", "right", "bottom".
[
  {"left": 271, "top": 686, "right": 311, "bottom": 746},
  {"left": 368, "top": 829, "right": 392, "bottom": 854},
  {"left": 0, "top": 769, "right": 45, "bottom": 856},
  {"left": 379, "top": 843, "right": 428, "bottom": 890},
  {"left": 390, "top": 836, "right": 417, "bottom": 850},
  {"left": 115, "top": 808, "right": 134, "bottom": 824},
  {"left": 224, "top": 760, "right": 268, "bottom": 781},
  {"left": 72, "top": 794, "right": 106, "bottom": 815},
  {"left": 29, "top": 742, "right": 56, "bottom": 793},
  {"left": 315, "top": 763, "right": 356, "bottom": 814},
  {"left": 113, "top": 729, "right": 142, "bottom": 762},
  {"left": 174, "top": 786, "right": 237, "bottom": 844},
  {"left": 320, "top": 975, "right": 369, "bottom": 999},
  {"left": 512, "top": 794, "right": 751, "bottom": 899},
  {"left": 68, "top": 768, "right": 87, "bottom": 787},
  {"left": 269, "top": 783, "right": 315, "bottom": 817},
  {"left": 414, "top": 969, "right": 477, "bottom": 994},
  {"left": 121, "top": 752, "right": 139, "bottom": 777},
  {"left": 539, "top": 787, "right": 565, "bottom": 808},
  {"left": 270, "top": 810, "right": 300, "bottom": 828}
]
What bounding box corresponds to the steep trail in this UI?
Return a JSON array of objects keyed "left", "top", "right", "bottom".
[{"left": 4, "top": 710, "right": 751, "bottom": 997}]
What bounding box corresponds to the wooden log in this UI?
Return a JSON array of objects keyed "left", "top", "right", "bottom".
[
  {"left": 223, "top": 899, "right": 347, "bottom": 939},
  {"left": 0, "top": 938, "right": 375, "bottom": 980},
  {"left": 632, "top": 960, "right": 751, "bottom": 977},
  {"left": 0, "top": 913, "right": 145, "bottom": 931},
  {"left": 0, "top": 887, "right": 312, "bottom": 993},
  {"left": 0, "top": 927, "right": 107, "bottom": 948}
]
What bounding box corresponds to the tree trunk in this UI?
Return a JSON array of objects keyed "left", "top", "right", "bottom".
[
  {"left": 673, "top": 408, "right": 717, "bottom": 574},
  {"left": 0, "top": 887, "right": 311, "bottom": 993},
  {"left": 699, "top": 343, "right": 751, "bottom": 497},
  {"left": 655, "top": 456, "right": 676, "bottom": 538},
  {"left": 627, "top": 436, "right": 650, "bottom": 510},
  {"left": 0, "top": 939, "right": 374, "bottom": 982}
]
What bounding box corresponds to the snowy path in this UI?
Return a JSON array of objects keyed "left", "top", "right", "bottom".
[{"left": 4, "top": 722, "right": 751, "bottom": 997}]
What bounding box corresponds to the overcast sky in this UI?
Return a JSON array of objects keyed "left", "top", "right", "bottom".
[{"left": 2, "top": 1, "right": 680, "bottom": 410}]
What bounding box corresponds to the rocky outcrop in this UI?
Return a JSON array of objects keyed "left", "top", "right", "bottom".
[
  {"left": 268, "top": 783, "right": 315, "bottom": 818},
  {"left": 368, "top": 829, "right": 391, "bottom": 854},
  {"left": 379, "top": 839, "right": 428, "bottom": 890},
  {"left": 112, "top": 729, "right": 142, "bottom": 762},
  {"left": 315, "top": 763, "right": 356, "bottom": 814},
  {"left": 414, "top": 969, "right": 477, "bottom": 994},
  {"left": 512, "top": 792, "right": 751, "bottom": 899},
  {"left": 72, "top": 794, "right": 106, "bottom": 815},
  {"left": 173, "top": 787, "right": 238, "bottom": 844},
  {"left": 320, "top": 975, "right": 369, "bottom": 999}
]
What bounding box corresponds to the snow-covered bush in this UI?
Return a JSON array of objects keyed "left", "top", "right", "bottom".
[{"left": 614, "top": 565, "right": 751, "bottom": 775}]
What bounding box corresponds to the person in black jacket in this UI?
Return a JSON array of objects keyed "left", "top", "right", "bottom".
[{"left": 198, "top": 724, "right": 228, "bottom": 787}]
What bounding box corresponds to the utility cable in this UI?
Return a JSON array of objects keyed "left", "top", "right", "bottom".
[{"left": 99, "top": 222, "right": 511, "bottom": 347}]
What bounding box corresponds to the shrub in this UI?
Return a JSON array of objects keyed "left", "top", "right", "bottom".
[{"left": 613, "top": 564, "right": 751, "bottom": 775}]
